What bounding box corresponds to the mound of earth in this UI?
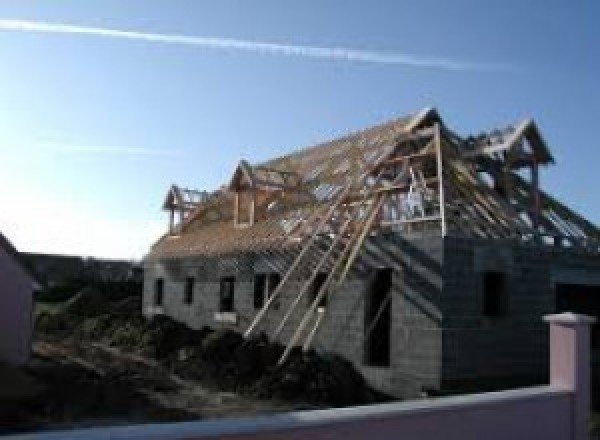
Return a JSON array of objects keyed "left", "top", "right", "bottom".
[{"left": 35, "top": 290, "right": 387, "bottom": 407}]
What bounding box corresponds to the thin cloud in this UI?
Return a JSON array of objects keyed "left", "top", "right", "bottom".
[
  {"left": 0, "top": 18, "right": 511, "bottom": 71},
  {"left": 42, "top": 143, "right": 181, "bottom": 158}
]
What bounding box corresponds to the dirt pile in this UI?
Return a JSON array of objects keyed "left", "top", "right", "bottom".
[
  {"left": 251, "top": 350, "right": 376, "bottom": 405},
  {"left": 35, "top": 288, "right": 385, "bottom": 406},
  {"left": 172, "top": 331, "right": 377, "bottom": 405}
]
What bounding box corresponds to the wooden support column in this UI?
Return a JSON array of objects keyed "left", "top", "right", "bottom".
[
  {"left": 435, "top": 123, "right": 447, "bottom": 236},
  {"left": 250, "top": 190, "right": 256, "bottom": 226},
  {"left": 234, "top": 192, "right": 240, "bottom": 226},
  {"left": 531, "top": 158, "right": 541, "bottom": 233}
]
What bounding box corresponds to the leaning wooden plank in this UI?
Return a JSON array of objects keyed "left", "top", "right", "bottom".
[
  {"left": 243, "top": 186, "right": 352, "bottom": 339},
  {"left": 363, "top": 294, "right": 392, "bottom": 341},
  {"left": 278, "top": 194, "right": 383, "bottom": 364},
  {"left": 277, "top": 232, "right": 357, "bottom": 366},
  {"left": 271, "top": 218, "right": 352, "bottom": 339},
  {"left": 337, "top": 194, "right": 386, "bottom": 287},
  {"left": 302, "top": 307, "right": 326, "bottom": 352}
]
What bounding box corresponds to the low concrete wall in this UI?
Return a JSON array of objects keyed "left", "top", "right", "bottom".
[{"left": 6, "top": 313, "right": 595, "bottom": 440}]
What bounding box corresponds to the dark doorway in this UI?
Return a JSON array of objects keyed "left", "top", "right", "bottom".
[
  {"left": 184, "top": 277, "right": 195, "bottom": 305},
  {"left": 556, "top": 283, "right": 600, "bottom": 409},
  {"left": 219, "top": 276, "right": 235, "bottom": 312},
  {"left": 364, "top": 268, "right": 392, "bottom": 367},
  {"left": 308, "top": 272, "right": 328, "bottom": 308},
  {"left": 253, "top": 274, "right": 266, "bottom": 309},
  {"left": 154, "top": 278, "right": 164, "bottom": 306}
]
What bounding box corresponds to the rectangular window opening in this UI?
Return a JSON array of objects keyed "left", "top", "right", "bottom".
[
  {"left": 308, "top": 272, "right": 328, "bottom": 308},
  {"left": 253, "top": 274, "right": 266, "bottom": 309},
  {"left": 268, "top": 272, "right": 282, "bottom": 310},
  {"left": 365, "top": 268, "right": 392, "bottom": 367},
  {"left": 219, "top": 276, "right": 235, "bottom": 312},
  {"left": 154, "top": 278, "right": 164, "bottom": 306},
  {"left": 267, "top": 273, "right": 281, "bottom": 298},
  {"left": 483, "top": 271, "right": 508, "bottom": 318},
  {"left": 184, "top": 277, "right": 195, "bottom": 305}
]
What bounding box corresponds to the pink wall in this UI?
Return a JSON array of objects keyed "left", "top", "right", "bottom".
[
  {"left": 200, "top": 389, "right": 572, "bottom": 440},
  {"left": 3, "top": 313, "right": 594, "bottom": 440},
  {"left": 0, "top": 245, "right": 33, "bottom": 366}
]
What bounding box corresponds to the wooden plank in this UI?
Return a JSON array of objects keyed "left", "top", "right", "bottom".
[
  {"left": 436, "top": 123, "right": 447, "bottom": 236},
  {"left": 277, "top": 229, "right": 359, "bottom": 366},
  {"left": 514, "top": 174, "right": 599, "bottom": 239},
  {"left": 278, "top": 194, "right": 386, "bottom": 365},
  {"left": 376, "top": 147, "right": 437, "bottom": 167},
  {"left": 337, "top": 194, "right": 386, "bottom": 286},
  {"left": 302, "top": 308, "right": 326, "bottom": 351},
  {"left": 244, "top": 183, "right": 355, "bottom": 338},
  {"left": 363, "top": 294, "right": 392, "bottom": 340},
  {"left": 379, "top": 215, "right": 441, "bottom": 226},
  {"left": 346, "top": 177, "right": 439, "bottom": 200},
  {"left": 445, "top": 160, "right": 527, "bottom": 236},
  {"left": 271, "top": 218, "right": 352, "bottom": 339},
  {"left": 443, "top": 171, "right": 505, "bottom": 238}
]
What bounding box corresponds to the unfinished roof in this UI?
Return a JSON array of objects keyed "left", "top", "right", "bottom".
[
  {"left": 147, "top": 108, "right": 599, "bottom": 259},
  {"left": 163, "top": 185, "right": 210, "bottom": 211}
]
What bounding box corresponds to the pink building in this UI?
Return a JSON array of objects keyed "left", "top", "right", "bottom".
[{"left": 0, "top": 232, "right": 36, "bottom": 366}]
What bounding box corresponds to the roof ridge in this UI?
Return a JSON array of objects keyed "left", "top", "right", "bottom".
[{"left": 254, "top": 108, "right": 425, "bottom": 168}]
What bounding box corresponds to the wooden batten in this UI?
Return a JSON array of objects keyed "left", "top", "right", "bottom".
[
  {"left": 234, "top": 189, "right": 256, "bottom": 228},
  {"left": 435, "top": 123, "right": 447, "bottom": 236}
]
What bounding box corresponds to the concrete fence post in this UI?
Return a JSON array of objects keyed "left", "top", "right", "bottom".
[{"left": 544, "top": 312, "right": 596, "bottom": 440}]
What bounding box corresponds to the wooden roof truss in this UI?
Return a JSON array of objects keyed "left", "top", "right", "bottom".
[
  {"left": 152, "top": 111, "right": 599, "bottom": 362},
  {"left": 241, "top": 121, "right": 598, "bottom": 362}
]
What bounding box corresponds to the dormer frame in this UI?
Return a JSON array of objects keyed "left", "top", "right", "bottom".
[{"left": 229, "top": 160, "right": 256, "bottom": 228}]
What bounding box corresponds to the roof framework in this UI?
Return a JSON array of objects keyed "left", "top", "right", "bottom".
[
  {"left": 151, "top": 108, "right": 598, "bottom": 258},
  {"left": 149, "top": 107, "right": 600, "bottom": 364}
]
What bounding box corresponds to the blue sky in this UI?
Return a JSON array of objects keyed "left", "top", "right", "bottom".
[{"left": 0, "top": 1, "right": 598, "bottom": 258}]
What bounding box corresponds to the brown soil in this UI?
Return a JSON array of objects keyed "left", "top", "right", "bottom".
[{"left": 1, "top": 287, "right": 386, "bottom": 434}]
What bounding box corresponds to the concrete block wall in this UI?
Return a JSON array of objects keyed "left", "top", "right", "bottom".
[
  {"left": 143, "top": 233, "right": 599, "bottom": 398},
  {"left": 441, "top": 236, "right": 600, "bottom": 391},
  {"left": 143, "top": 233, "right": 444, "bottom": 398}
]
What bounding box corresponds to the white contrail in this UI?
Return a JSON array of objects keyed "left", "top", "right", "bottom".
[{"left": 0, "top": 18, "right": 510, "bottom": 71}]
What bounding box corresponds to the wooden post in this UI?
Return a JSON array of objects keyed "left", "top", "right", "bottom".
[
  {"left": 244, "top": 186, "right": 354, "bottom": 339},
  {"left": 435, "top": 123, "right": 447, "bottom": 236},
  {"left": 272, "top": 218, "right": 352, "bottom": 339},
  {"left": 250, "top": 191, "right": 256, "bottom": 226},
  {"left": 531, "top": 158, "right": 541, "bottom": 234},
  {"left": 234, "top": 192, "right": 239, "bottom": 226},
  {"left": 169, "top": 208, "right": 175, "bottom": 234},
  {"left": 337, "top": 195, "right": 385, "bottom": 285}
]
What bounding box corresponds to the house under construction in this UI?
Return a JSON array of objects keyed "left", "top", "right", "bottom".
[{"left": 143, "top": 108, "right": 600, "bottom": 397}]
